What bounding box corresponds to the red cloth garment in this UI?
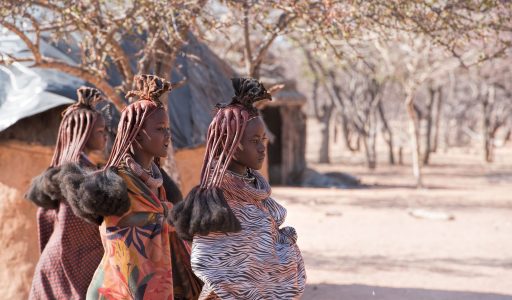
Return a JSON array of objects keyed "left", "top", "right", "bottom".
[
  {"left": 29, "top": 156, "right": 103, "bottom": 300},
  {"left": 36, "top": 208, "right": 56, "bottom": 253},
  {"left": 29, "top": 201, "right": 104, "bottom": 299}
]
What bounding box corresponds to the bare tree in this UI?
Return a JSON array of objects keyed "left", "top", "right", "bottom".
[
  {"left": 0, "top": 0, "right": 206, "bottom": 182},
  {"left": 357, "top": 1, "right": 512, "bottom": 67},
  {"left": 332, "top": 71, "right": 385, "bottom": 169},
  {"left": 0, "top": 1, "right": 207, "bottom": 103},
  {"left": 304, "top": 43, "right": 389, "bottom": 169},
  {"left": 479, "top": 83, "right": 512, "bottom": 162},
  {"left": 378, "top": 101, "right": 396, "bottom": 165},
  {"left": 301, "top": 47, "right": 335, "bottom": 163},
  {"left": 301, "top": 46, "right": 364, "bottom": 163},
  {"left": 443, "top": 81, "right": 479, "bottom": 150},
  {"left": 374, "top": 33, "right": 461, "bottom": 187}
]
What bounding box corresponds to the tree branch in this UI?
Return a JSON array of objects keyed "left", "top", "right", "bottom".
[
  {"left": 0, "top": 21, "right": 42, "bottom": 63},
  {"left": 251, "top": 13, "right": 298, "bottom": 78},
  {"left": 33, "top": 0, "right": 134, "bottom": 86},
  {"left": 243, "top": 0, "right": 253, "bottom": 76},
  {"left": 36, "top": 60, "right": 125, "bottom": 110}
]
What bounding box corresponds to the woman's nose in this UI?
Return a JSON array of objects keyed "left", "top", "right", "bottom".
[{"left": 257, "top": 143, "right": 265, "bottom": 153}]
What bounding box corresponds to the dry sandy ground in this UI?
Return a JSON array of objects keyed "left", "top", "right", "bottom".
[{"left": 275, "top": 148, "right": 512, "bottom": 300}]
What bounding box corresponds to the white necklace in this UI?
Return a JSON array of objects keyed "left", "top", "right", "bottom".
[
  {"left": 142, "top": 166, "right": 153, "bottom": 176},
  {"left": 227, "top": 169, "right": 255, "bottom": 184}
]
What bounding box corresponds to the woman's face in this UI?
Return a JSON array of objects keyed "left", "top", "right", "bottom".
[
  {"left": 233, "top": 116, "right": 267, "bottom": 170},
  {"left": 85, "top": 115, "right": 107, "bottom": 152},
  {"left": 136, "top": 108, "right": 171, "bottom": 158}
]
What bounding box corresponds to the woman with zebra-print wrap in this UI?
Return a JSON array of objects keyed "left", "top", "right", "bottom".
[{"left": 172, "top": 78, "right": 306, "bottom": 300}]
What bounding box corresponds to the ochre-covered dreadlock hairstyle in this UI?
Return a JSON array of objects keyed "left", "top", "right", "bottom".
[
  {"left": 105, "top": 74, "right": 172, "bottom": 169},
  {"left": 26, "top": 87, "right": 103, "bottom": 213},
  {"left": 200, "top": 77, "right": 272, "bottom": 187},
  {"left": 172, "top": 77, "right": 272, "bottom": 241},
  {"left": 50, "top": 86, "right": 103, "bottom": 167}
]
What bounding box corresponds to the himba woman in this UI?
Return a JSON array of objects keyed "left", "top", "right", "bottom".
[
  {"left": 171, "top": 78, "right": 306, "bottom": 300},
  {"left": 26, "top": 87, "right": 107, "bottom": 299},
  {"left": 67, "top": 74, "right": 201, "bottom": 300}
]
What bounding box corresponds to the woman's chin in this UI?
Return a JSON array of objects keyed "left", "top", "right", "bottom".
[
  {"left": 251, "top": 162, "right": 264, "bottom": 171},
  {"left": 157, "top": 150, "right": 168, "bottom": 158}
]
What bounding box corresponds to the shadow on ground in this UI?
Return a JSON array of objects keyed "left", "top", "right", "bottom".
[
  {"left": 303, "top": 284, "right": 512, "bottom": 300},
  {"left": 302, "top": 252, "right": 512, "bottom": 278}
]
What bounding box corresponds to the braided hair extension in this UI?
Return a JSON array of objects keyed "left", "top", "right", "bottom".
[
  {"left": 172, "top": 78, "right": 272, "bottom": 240},
  {"left": 104, "top": 74, "right": 171, "bottom": 169},
  {"left": 51, "top": 86, "right": 103, "bottom": 167}
]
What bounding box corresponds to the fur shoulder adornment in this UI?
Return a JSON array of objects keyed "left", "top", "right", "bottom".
[
  {"left": 171, "top": 186, "right": 241, "bottom": 241},
  {"left": 25, "top": 167, "right": 63, "bottom": 209},
  {"left": 57, "top": 163, "right": 129, "bottom": 225},
  {"left": 78, "top": 166, "right": 130, "bottom": 219},
  {"left": 160, "top": 167, "right": 183, "bottom": 204},
  {"left": 56, "top": 163, "right": 99, "bottom": 224}
]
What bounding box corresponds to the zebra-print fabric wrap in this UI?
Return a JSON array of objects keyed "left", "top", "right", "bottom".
[{"left": 191, "top": 171, "right": 306, "bottom": 299}]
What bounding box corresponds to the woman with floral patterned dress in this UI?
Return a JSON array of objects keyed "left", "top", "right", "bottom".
[{"left": 66, "top": 75, "right": 201, "bottom": 300}]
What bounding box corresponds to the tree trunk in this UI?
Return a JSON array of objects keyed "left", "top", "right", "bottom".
[
  {"left": 359, "top": 107, "right": 378, "bottom": 170},
  {"left": 431, "top": 87, "right": 443, "bottom": 153},
  {"left": 423, "top": 87, "right": 436, "bottom": 165},
  {"left": 484, "top": 132, "right": 495, "bottom": 163},
  {"left": 340, "top": 112, "right": 358, "bottom": 152},
  {"left": 484, "top": 125, "right": 501, "bottom": 164},
  {"left": 242, "top": 2, "right": 254, "bottom": 78},
  {"left": 362, "top": 135, "right": 374, "bottom": 169},
  {"left": 504, "top": 128, "right": 512, "bottom": 145},
  {"left": 353, "top": 134, "right": 361, "bottom": 152},
  {"left": 319, "top": 105, "right": 334, "bottom": 163},
  {"left": 405, "top": 92, "right": 423, "bottom": 188},
  {"left": 378, "top": 101, "right": 395, "bottom": 164},
  {"left": 482, "top": 85, "right": 495, "bottom": 163},
  {"left": 443, "top": 123, "right": 451, "bottom": 153},
  {"left": 361, "top": 132, "right": 376, "bottom": 170},
  {"left": 455, "top": 118, "right": 467, "bottom": 146},
  {"left": 369, "top": 109, "right": 378, "bottom": 169}
]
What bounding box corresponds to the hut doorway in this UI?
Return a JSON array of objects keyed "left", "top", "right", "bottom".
[{"left": 261, "top": 106, "right": 283, "bottom": 185}]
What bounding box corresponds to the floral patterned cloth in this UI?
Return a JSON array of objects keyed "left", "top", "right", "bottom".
[{"left": 87, "top": 165, "right": 201, "bottom": 300}]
